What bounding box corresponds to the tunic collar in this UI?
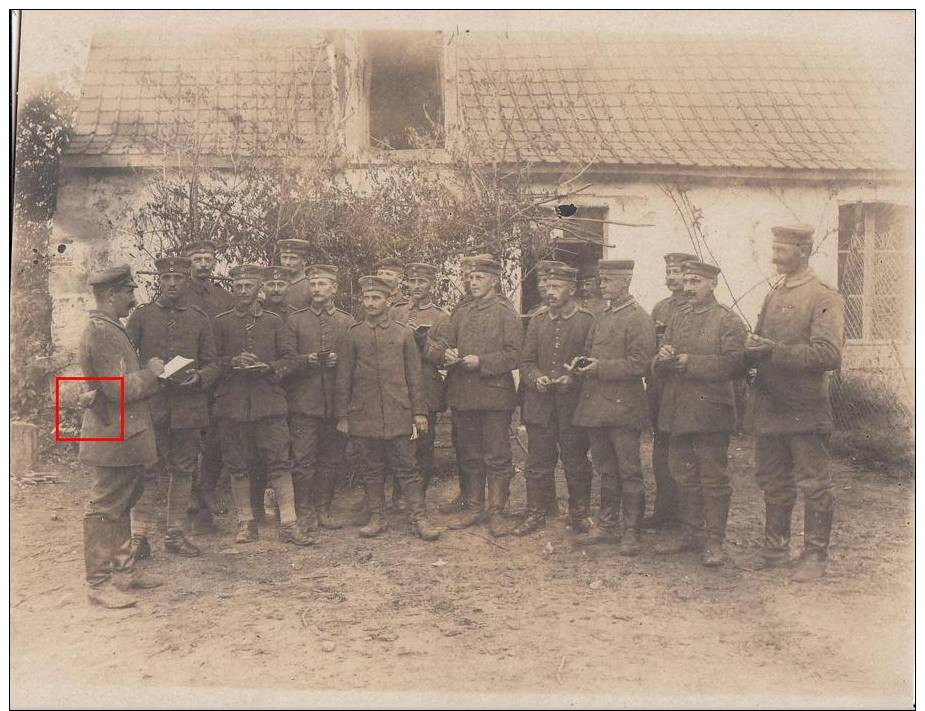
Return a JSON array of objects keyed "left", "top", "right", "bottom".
[
  {"left": 233, "top": 302, "right": 263, "bottom": 318},
  {"left": 547, "top": 301, "right": 579, "bottom": 321},
  {"left": 89, "top": 310, "right": 126, "bottom": 331},
  {"left": 688, "top": 295, "right": 717, "bottom": 315},
  {"left": 310, "top": 302, "right": 337, "bottom": 316},
  {"left": 783, "top": 267, "right": 816, "bottom": 288},
  {"left": 607, "top": 295, "right": 635, "bottom": 313},
  {"left": 363, "top": 316, "right": 393, "bottom": 330},
  {"left": 471, "top": 293, "right": 499, "bottom": 311},
  {"left": 155, "top": 295, "right": 188, "bottom": 310}
]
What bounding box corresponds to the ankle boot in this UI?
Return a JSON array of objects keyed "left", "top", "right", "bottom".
[
  {"left": 513, "top": 477, "right": 546, "bottom": 536},
  {"left": 280, "top": 522, "right": 316, "bottom": 546},
  {"left": 448, "top": 468, "right": 488, "bottom": 529},
  {"left": 165, "top": 529, "right": 201, "bottom": 557},
  {"left": 359, "top": 513, "right": 388, "bottom": 538},
  {"left": 235, "top": 520, "right": 258, "bottom": 543},
  {"left": 404, "top": 479, "right": 441, "bottom": 541}
]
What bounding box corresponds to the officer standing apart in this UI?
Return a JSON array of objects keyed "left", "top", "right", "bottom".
[
  {"left": 77, "top": 265, "right": 166, "bottom": 608},
  {"left": 572, "top": 260, "right": 656, "bottom": 556},
  {"left": 279, "top": 239, "right": 313, "bottom": 310},
  {"left": 183, "top": 240, "right": 234, "bottom": 525},
  {"left": 652, "top": 260, "right": 746, "bottom": 567},
  {"left": 211, "top": 264, "right": 313, "bottom": 546},
  {"left": 645, "top": 252, "right": 699, "bottom": 530},
  {"left": 286, "top": 264, "right": 354, "bottom": 532},
  {"left": 335, "top": 275, "right": 440, "bottom": 541},
  {"left": 516, "top": 264, "right": 595, "bottom": 536},
  {"left": 126, "top": 256, "right": 220, "bottom": 559},
  {"left": 745, "top": 225, "right": 844, "bottom": 581},
  {"left": 391, "top": 263, "right": 450, "bottom": 501},
  {"left": 432, "top": 255, "right": 523, "bottom": 537}
]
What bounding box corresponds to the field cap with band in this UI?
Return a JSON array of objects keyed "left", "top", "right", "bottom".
[
  {"left": 307, "top": 264, "right": 339, "bottom": 281},
  {"left": 88, "top": 264, "right": 137, "bottom": 289},
  {"left": 359, "top": 275, "right": 393, "bottom": 295},
  {"left": 468, "top": 255, "right": 502, "bottom": 276},
  {"left": 263, "top": 265, "right": 296, "bottom": 283},
  {"left": 154, "top": 256, "right": 192, "bottom": 275},
  {"left": 682, "top": 260, "right": 722, "bottom": 279},
  {"left": 536, "top": 259, "right": 569, "bottom": 276},
  {"left": 278, "top": 239, "right": 311, "bottom": 255},
  {"left": 545, "top": 264, "right": 579, "bottom": 283},
  {"left": 375, "top": 257, "right": 404, "bottom": 272},
  {"left": 404, "top": 263, "right": 438, "bottom": 280},
  {"left": 182, "top": 240, "right": 218, "bottom": 256},
  {"left": 229, "top": 264, "right": 265, "bottom": 282},
  {"left": 771, "top": 224, "right": 815, "bottom": 245},
  {"left": 664, "top": 252, "right": 699, "bottom": 264},
  {"left": 597, "top": 259, "right": 635, "bottom": 275}
]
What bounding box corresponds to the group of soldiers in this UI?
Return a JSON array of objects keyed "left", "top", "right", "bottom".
[{"left": 73, "top": 224, "right": 844, "bottom": 609}]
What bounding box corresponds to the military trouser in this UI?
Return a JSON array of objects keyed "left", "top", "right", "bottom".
[
  {"left": 353, "top": 436, "right": 426, "bottom": 520},
  {"left": 586, "top": 427, "right": 644, "bottom": 532},
  {"left": 289, "top": 413, "right": 347, "bottom": 517},
  {"left": 755, "top": 432, "right": 835, "bottom": 559},
  {"left": 669, "top": 432, "right": 731, "bottom": 543},
  {"left": 193, "top": 419, "right": 224, "bottom": 511},
  {"left": 218, "top": 416, "right": 298, "bottom": 525},
  {"left": 525, "top": 409, "right": 592, "bottom": 519},
  {"left": 132, "top": 424, "right": 200, "bottom": 538},
  {"left": 414, "top": 412, "right": 438, "bottom": 487},
  {"left": 647, "top": 380, "right": 678, "bottom": 521},
  {"left": 84, "top": 465, "right": 145, "bottom": 587},
  {"left": 453, "top": 409, "right": 515, "bottom": 514}
]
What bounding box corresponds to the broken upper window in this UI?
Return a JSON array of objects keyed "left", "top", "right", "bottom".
[{"left": 367, "top": 31, "right": 444, "bottom": 150}]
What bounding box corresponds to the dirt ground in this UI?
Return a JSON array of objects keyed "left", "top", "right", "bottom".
[{"left": 11, "top": 432, "right": 914, "bottom": 709}]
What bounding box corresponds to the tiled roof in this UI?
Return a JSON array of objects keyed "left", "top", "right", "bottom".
[
  {"left": 454, "top": 33, "right": 910, "bottom": 172},
  {"left": 67, "top": 31, "right": 910, "bottom": 173},
  {"left": 66, "top": 32, "right": 336, "bottom": 159}
]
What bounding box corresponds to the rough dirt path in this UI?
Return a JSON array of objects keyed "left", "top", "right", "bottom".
[{"left": 11, "top": 436, "right": 913, "bottom": 708}]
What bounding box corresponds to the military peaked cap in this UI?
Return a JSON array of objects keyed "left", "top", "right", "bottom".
[
  {"left": 682, "top": 260, "right": 722, "bottom": 279},
  {"left": 664, "top": 252, "right": 700, "bottom": 264},
  {"left": 182, "top": 240, "right": 219, "bottom": 256},
  {"left": 88, "top": 264, "right": 137, "bottom": 288},
  {"left": 771, "top": 224, "right": 815, "bottom": 245},
  {"left": 278, "top": 239, "right": 311, "bottom": 254},
  {"left": 154, "top": 255, "right": 192, "bottom": 275},
  {"left": 404, "top": 262, "right": 438, "bottom": 280},
  {"left": 229, "top": 264, "right": 265, "bottom": 281},
  {"left": 263, "top": 265, "right": 296, "bottom": 282},
  {"left": 468, "top": 255, "right": 501, "bottom": 275},
  {"left": 545, "top": 264, "right": 579, "bottom": 283},
  {"left": 307, "top": 264, "right": 339, "bottom": 281},
  {"left": 359, "top": 275, "right": 393, "bottom": 295},
  {"left": 374, "top": 257, "right": 405, "bottom": 272},
  {"left": 598, "top": 259, "right": 635, "bottom": 274}
]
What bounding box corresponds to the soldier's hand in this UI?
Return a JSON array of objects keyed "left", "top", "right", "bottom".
[
  {"left": 252, "top": 361, "right": 272, "bottom": 374},
  {"left": 414, "top": 415, "right": 429, "bottom": 434},
  {"left": 745, "top": 333, "right": 775, "bottom": 354},
  {"left": 555, "top": 374, "right": 574, "bottom": 391},
  {"left": 444, "top": 347, "right": 460, "bottom": 366},
  {"left": 656, "top": 344, "right": 676, "bottom": 361},
  {"left": 239, "top": 352, "right": 260, "bottom": 366},
  {"left": 575, "top": 357, "right": 599, "bottom": 375},
  {"left": 461, "top": 355, "right": 480, "bottom": 371},
  {"left": 535, "top": 375, "right": 552, "bottom": 392},
  {"left": 179, "top": 370, "right": 201, "bottom": 388},
  {"left": 336, "top": 417, "right": 349, "bottom": 435},
  {"left": 324, "top": 352, "right": 338, "bottom": 368},
  {"left": 146, "top": 357, "right": 166, "bottom": 376},
  {"left": 305, "top": 352, "right": 321, "bottom": 367}
]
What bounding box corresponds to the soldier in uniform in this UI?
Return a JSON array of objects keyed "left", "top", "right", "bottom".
[
  {"left": 391, "top": 263, "right": 450, "bottom": 500},
  {"left": 515, "top": 264, "right": 595, "bottom": 536},
  {"left": 77, "top": 265, "right": 166, "bottom": 608},
  {"left": 572, "top": 259, "right": 657, "bottom": 556},
  {"left": 211, "top": 264, "right": 313, "bottom": 546},
  {"left": 335, "top": 275, "right": 440, "bottom": 541},
  {"left": 645, "top": 251, "right": 699, "bottom": 529},
  {"left": 279, "top": 239, "right": 313, "bottom": 310},
  {"left": 286, "top": 264, "right": 354, "bottom": 532},
  {"left": 263, "top": 265, "right": 297, "bottom": 319},
  {"left": 745, "top": 225, "right": 844, "bottom": 582},
  {"left": 182, "top": 240, "right": 234, "bottom": 525},
  {"left": 125, "top": 256, "right": 220, "bottom": 559},
  {"left": 375, "top": 257, "right": 411, "bottom": 316},
  {"left": 652, "top": 260, "right": 747, "bottom": 567},
  {"left": 578, "top": 267, "right": 607, "bottom": 315},
  {"left": 430, "top": 255, "right": 523, "bottom": 537}
]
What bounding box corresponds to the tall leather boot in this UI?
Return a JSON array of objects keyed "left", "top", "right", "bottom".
[
  {"left": 701, "top": 493, "right": 731, "bottom": 567},
  {"left": 575, "top": 474, "right": 621, "bottom": 545},
  {"left": 567, "top": 473, "right": 593, "bottom": 533},
  {"left": 359, "top": 475, "right": 389, "bottom": 538},
  {"left": 317, "top": 469, "right": 342, "bottom": 530},
  {"left": 761, "top": 502, "right": 793, "bottom": 567},
  {"left": 112, "top": 514, "right": 165, "bottom": 591},
  {"left": 488, "top": 477, "right": 512, "bottom": 538},
  {"left": 512, "top": 476, "right": 546, "bottom": 536},
  {"left": 619, "top": 490, "right": 645, "bottom": 557},
  {"left": 407, "top": 479, "right": 441, "bottom": 541},
  {"left": 449, "top": 467, "right": 488, "bottom": 530},
  {"left": 655, "top": 486, "right": 704, "bottom": 555},
  {"left": 793, "top": 504, "right": 833, "bottom": 582},
  {"left": 84, "top": 515, "right": 136, "bottom": 608}
]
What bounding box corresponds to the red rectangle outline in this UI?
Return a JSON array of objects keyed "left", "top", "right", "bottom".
[{"left": 54, "top": 376, "right": 125, "bottom": 442}]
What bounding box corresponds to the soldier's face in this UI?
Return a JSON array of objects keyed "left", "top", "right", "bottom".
[
  {"left": 189, "top": 252, "right": 216, "bottom": 279},
  {"left": 406, "top": 276, "right": 432, "bottom": 302},
  {"left": 309, "top": 277, "right": 337, "bottom": 304},
  {"left": 771, "top": 242, "right": 807, "bottom": 275},
  {"left": 469, "top": 271, "right": 495, "bottom": 299},
  {"left": 683, "top": 274, "right": 716, "bottom": 304},
  {"left": 461, "top": 268, "right": 474, "bottom": 296},
  {"left": 110, "top": 285, "right": 137, "bottom": 318},
  {"left": 377, "top": 268, "right": 402, "bottom": 283},
  {"left": 280, "top": 253, "right": 305, "bottom": 271},
  {"left": 233, "top": 278, "right": 261, "bottom": 306},
  {"left": 363, "top": 291, "right": 388, "bottom": 318},
  {"left": 600, "top": 274, "right": 631, "bottom": 300},
  {"left": 159, "top": 272, "right": 188, "bottom": 302},
  {"left": 665, "top": 263, "right": 685, "bottom": 292},
  {"left": 264, "top": 279, "right": 289, "bottom": 304},
  {"left": 545, "top": 279, "right": 575, "bottom": 309}
]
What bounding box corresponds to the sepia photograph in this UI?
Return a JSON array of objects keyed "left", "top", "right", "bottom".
[{"left": 9, "top": 9, "right": 915, "bottom": 708}]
